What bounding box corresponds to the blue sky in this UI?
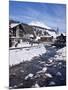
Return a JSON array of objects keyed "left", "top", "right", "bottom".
[{"left": 9, "top": 1, "right": 66, "bottom": 32}]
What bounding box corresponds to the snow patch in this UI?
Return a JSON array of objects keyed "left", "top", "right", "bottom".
[
  {"left": 42, "top": 67, "right": 47, "bottom": 72},
  {"left": 33, "top": 82, "right": 40, "bottom": 88},
  {"left": 49, "top": 81, "right": 56, "bottom": 85},
  {"left": 45, "top": 73, "right": 53, "bottom": 78},
  {"left": 56, "top": 72, "right": 62, "bottom": 76},
  {"left": 37, "top": 67, "right": 47, "bottom": 74},
  {"left": 25, "top": 73, "right": 33, "bottom": 80}
]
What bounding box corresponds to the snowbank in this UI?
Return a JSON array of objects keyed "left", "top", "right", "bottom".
[
  {"left": 9, "top": 44, "right": 46, "bottom": 66},
  {"left": 54, "top": 47, "right": 66, "bottom": 61}
]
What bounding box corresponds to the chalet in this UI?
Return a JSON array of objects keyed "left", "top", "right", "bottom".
[
  {"left": 9, "top": 23, "right": 35, "bottom": 47},
  {"left": 10, "top": 23, "right": 24, "bottom": 38},
  {"left": 9, "top": 22, "right": 57, "bottom": 47}
]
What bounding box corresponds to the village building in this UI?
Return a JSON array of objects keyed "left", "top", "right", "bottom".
[{"left": 9, "top": 22, "right": 57, "bottom": 47}]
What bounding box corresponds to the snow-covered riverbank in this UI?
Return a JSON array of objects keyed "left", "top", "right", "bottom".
[
  {"left": 9, "top": 44, "right": 46, "bottom": 66},
  {"left": 9, "top": 42, "right": 66, "bottom": 66}
]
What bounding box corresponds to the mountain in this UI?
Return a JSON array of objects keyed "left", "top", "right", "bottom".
[
  {"left": 29, "top": 21, "right": 51, "bottom": 29},
  {"left": 29, "top": 21, "right": 57, "bottom": 38}
]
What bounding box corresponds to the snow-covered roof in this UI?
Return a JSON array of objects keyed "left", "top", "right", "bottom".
[{"left": 10, "top": 23, "right": 20, "bottom": 28}]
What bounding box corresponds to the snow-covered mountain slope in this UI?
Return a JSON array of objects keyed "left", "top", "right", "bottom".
[
  {"left": 29, "top": 21, "right": 57, "bottom": 38},
  {"left": 29, "top": 21, "right": 51, "bottom": 29}
]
